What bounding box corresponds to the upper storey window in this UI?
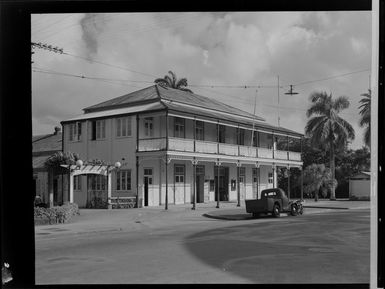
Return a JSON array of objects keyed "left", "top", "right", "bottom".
[
  {"left": 116, "top": 117, "right": 132, "bottom": 138},
  {"left": 91, "top": 120, "right": 106, "bottom": 140},
  {"left": 195, "top": 120, "right": 204, "bottom": 141},
  {"left": 69, "top": 122, "right": 82, "bottom": 142},
  {"left": 218, "top": 125, "right": 226, "bottom": 143},
  {"left": 174, "top": 117, "right": 185, "bottom": 138},
  {"left": 144, "top": 117, "right": 153, "bottom": 137}
]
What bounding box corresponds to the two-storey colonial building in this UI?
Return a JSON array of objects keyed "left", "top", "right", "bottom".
[{"left": 61, "top": 85, "right": 303, "bottom": 208}]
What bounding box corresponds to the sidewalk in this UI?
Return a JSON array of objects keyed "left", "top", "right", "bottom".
[
  {"left": 203, "top": 199, "right": 371, "bottom": 221},
  {"left": 35, "top": 200, "right": 370, "bottom": 237}
]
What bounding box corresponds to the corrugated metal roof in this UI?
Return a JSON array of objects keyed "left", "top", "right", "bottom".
[
  {"left": 165, "top": 102, "right": 303, "bottom": 137},
  {"left": 32, "top": 133, "right": 62, "bottom": 152},
  {"left": 83, "top": 86, "right": 160, "bottom": 112},
  {"left": 62, "top": 101, "right": 166, "bottom": 123},
  {"left": 82, "top": 85, "right": 265, "bottom": 121},
  {"left": 156, "top": 85, "right": 265, "bottom": 121},
  {"left": 33, "top": 155, "right": 49, "bottom": 169}
]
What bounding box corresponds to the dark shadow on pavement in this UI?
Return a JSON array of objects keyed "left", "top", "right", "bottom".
[{"left": 184, "top": 210, "right": 370, "bottom": 283}]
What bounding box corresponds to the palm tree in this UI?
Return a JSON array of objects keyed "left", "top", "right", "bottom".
[
  {"left": 154, "top": 71, "right": 193, "bottom": 93},
  {"left": 305, "top": 91, "right": 355, "bottom": 200},
  {"left": 359, "top": 89, "right": 371, "bottom": 148}
]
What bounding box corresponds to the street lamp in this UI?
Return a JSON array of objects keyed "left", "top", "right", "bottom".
[{"left": 76, "top": 159, "right": 83, "bottom": 168}]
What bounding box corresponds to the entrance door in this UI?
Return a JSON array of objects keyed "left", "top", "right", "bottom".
[
  {"left": 252, "top": 168, "right": 259, "bottom": 199},
  {"left": 53, "top": 178, "right": 58, "bottom": 206},
  {"left": 196, "top": 165, "right": 205, "bottom": 203},
  {"left": 174, "top": 165, "right": 185, "bottom": 204},
  {"left": 144, "top": 168, "right": 153, "bottom": 207},
  {"left": 215, "top": 166, "right": 229, "bottom": 201}
]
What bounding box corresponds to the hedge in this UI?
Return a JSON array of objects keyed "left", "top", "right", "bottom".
[{"left": 34, "top": 203, "right": 80, "bottom": 225}]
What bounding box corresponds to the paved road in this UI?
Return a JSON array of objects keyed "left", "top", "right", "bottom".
[{"left": 35, "top": 209, "right": 369, "bottom": 284}]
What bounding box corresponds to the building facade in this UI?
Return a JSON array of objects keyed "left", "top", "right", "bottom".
[
  {"left": 32, "top": 127, "right": 66, "bottom": 206},
  {"left": 61, "top": 85, "right": 303, "bottom": 208}
]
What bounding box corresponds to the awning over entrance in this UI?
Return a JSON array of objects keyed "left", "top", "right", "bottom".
[
  {"left": 60, "top": 164, "right": 112, "bottom": 176},
  {"left": 61, "top": 164, "right": 116, "bottom": 208}
]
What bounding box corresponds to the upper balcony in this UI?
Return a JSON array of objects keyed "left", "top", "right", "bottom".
[{"left": 138, "top": 137, "right": 301, "bottom": 162}]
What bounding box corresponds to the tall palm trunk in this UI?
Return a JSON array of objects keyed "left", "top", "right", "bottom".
[{"left": 329, "top": 141, "right": 336, "bottom": 200}]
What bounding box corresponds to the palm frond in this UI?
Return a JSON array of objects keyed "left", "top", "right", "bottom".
[
  {"left": 332, "top": 96, "right": 350, "bottom": 113},
  {"left": 168, "top": 71, "right": 177, "bottom": 87},
  {"left": 359, "top": 113, "right": 370, "bottom": 127},
  {"left": 305, "top": 116, "right": 327, "bottom": 136},
  {"left": 364, "top": 126, "right": 370, "bottom": 147},
  {"left": 176, "top": 78, "right": 188, "bottom": 88}
]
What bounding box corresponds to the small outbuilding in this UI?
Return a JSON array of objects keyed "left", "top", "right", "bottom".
[{"left": 349, "top": 171, "right": 370, "bottom": 200}]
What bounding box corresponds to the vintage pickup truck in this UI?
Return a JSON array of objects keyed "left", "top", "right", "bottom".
[{"left": 245, "top": 188, "right": 303, "bottom": 218}]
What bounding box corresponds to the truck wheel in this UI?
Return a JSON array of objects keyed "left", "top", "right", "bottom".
[
  {"left": 298, "top": 205, "right": 304, "bottom": 215},
  {"left": 252, "top": 213, "right": 259, "bottom": 218},
  {"left": 290, "top": 204, "right": 298, "bottom": 216},
  {"left": 272, "top": 204, "right": 280, "bottom": 218}
]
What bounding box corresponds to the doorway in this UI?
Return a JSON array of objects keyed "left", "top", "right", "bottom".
[
  {"left": 174, "top": 164, "right": 185, "bottom": 204},
  {"left": 195, "top": 165, "right": 205, "bottom": 203},
  {"left": 214, "top": 166, "right": 229, "bottom": 201},
  {"left": 252, "top": 168, "right": 260, "bottom": 199},
  {"left": 53, "top": 178, "right": 58, "bottom": 206},
  {"left": 144, "top": 168, "right": 153, "bottom": 207}
]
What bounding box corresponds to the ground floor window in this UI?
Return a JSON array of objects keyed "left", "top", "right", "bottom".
[
  {"left": 174, "top": 165, "right": 185, "bottom": 183},
  {"left": 268, "top": 172, "right": 273, "bottom": 184},
  {"left": 116, "top": 170, "right": 132, "bottom": 190},
  {"left": 89, "top": 175, "right": 106, "bottom": 190}
]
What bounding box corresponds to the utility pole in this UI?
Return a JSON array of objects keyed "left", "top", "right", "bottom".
[
  {"left": 31, "top": 42, "right": 64, "bottom": 64},
  {"left": 250, "top": 89, "right": 257, "bottom": 147},
  {"left": 277, "top": 76, "right": 280, "bottom": 127},
  {"left": 31, "top": 42, "right": 64, "bottom": 54}
]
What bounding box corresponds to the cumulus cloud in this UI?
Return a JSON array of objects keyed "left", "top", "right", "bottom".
[{"left": 31, "top": 12, "right": 372, "bottom": 149}]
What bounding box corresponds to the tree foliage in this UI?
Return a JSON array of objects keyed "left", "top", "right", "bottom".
[
  {"left": 303, "top": 164, "right": 337, "bottom": 199},
  {"left": 358, "top": 89, "right": 371, "bottom": 148},
  {"left": 154, "top": 71, "right": 193, "bottom": 93},
  {"left": 44, "top": 151, "right": 80, "bottom": 175},
  {"left": 305, "top": 91, "right": 355, "bottom": 200}
]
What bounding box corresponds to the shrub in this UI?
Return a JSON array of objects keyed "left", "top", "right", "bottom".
[{"left": 34, "top": 203, "right": 80, "bottom": 225}]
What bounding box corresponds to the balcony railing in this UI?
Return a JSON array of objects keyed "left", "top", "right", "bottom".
[
  {"left": 274, "top": 149, "right": 288, "bottom": 160},
  {"left": 196, "top": 140, "right": 217, "bottom": 154},
  {"left": 138, "top": 137, "right": 301, "bottom": 162},
  {"left": 257, "top": 147, "right": 273, "bottom": 159},
  {"left": 168, "top": 137, "right": 194, "bottom": 152},
  {"left": 138, "top": 138, "right": 166, "bottom": 151}
]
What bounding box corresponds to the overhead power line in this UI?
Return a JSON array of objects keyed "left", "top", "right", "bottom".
[{"left": 288, "top": 69, "right": 371, "bottom": 87}]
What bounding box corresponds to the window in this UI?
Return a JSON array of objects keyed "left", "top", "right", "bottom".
[
  {"left": 239, "top": 167, "right": 246, "bottom": 176},
  {"left": 144, "top": 117, "right": 153, "bottom": 137},
  {"left": 237, "top": 128, "right": 244, "bottom": 145},
  {"left": 69, "top": 122, "right": 82, "bottom": 141},
  {"left": 91, "top": 120, "right": 106, "bottom": 140},
  {"left": 174, "top": 117, "right": 185, "bottom": 138},
  {"left": 195, "top": 121, "right": 204, "bottom": 140},
  {"left": 252, "top": 168, "right": 259, "bottom": 183},
  {"left": 174, "top": 165, "right": 185, "bottom": 183},
  {"left": 252, "top": 131, "right": 259, "bottom": 147},
  {"left": 116, "top": 170, "right": 131, "bottom": 191},
  {"left": 268, "top": 172, "right": 273, "bottom": 184},
  {"left": 116, "top": 117, "right": 132, "bottom": 137},
  {"left": 89, "top": 175, "right": 106, "bottom": 190},
  {"left": 74, "top": 176, "right": 82, "bottom": 191},
  {"left": 218, "top": 125, "right": 226, "bottom": 143},
  {"left": 196, "top": 165, "right": 205, "bottom": 175}
]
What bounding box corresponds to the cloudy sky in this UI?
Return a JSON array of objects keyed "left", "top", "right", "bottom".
[{"left": 32, "top": 12, "right": 372, "bottom": 149}]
